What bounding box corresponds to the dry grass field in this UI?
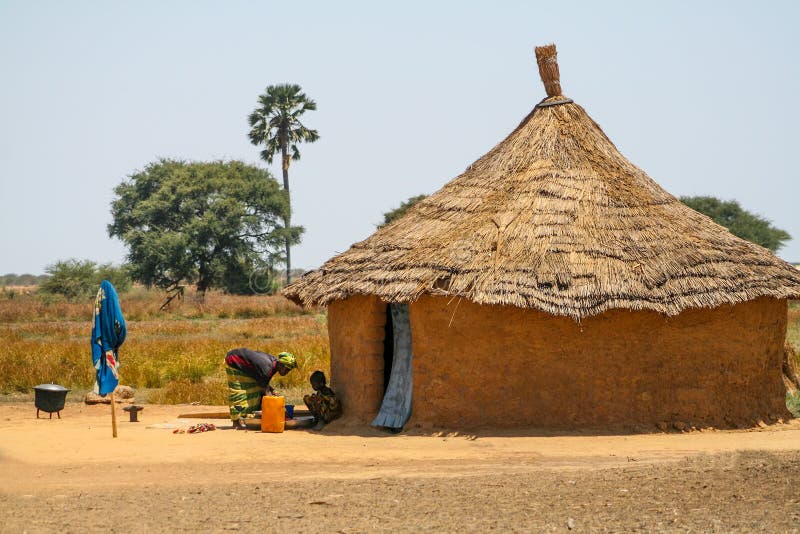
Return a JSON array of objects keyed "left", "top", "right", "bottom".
[
  {"left": 788, "top": 300, "right": 800, "bottom": 349},
  {"left": 0, "top": 288, "right": 329, "bottom": 405}
]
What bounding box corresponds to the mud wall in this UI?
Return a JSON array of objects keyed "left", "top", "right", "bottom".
[
  {"left": 409, "top": 295, "right": 789, "bottom": 428},
  {"left": 327, "top": 295, "right": 386, "bottom": 421}
]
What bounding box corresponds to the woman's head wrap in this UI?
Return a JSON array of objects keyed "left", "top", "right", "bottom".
[{"left": 277, "top": 352, "right": 297, "bottom": 369}]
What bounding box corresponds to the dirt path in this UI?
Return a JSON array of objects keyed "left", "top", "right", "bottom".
[{"left": 2, "top": 402, "right": 799, "bottom": 531}]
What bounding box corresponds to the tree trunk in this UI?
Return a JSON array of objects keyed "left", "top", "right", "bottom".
[
  {"left": 281, "top": 144, "right": 292, "bottom": 285},
  {"left": 196, "top": 261, "right": 209, "bottom": 304},
  {"left": 194, "top": 282, "right": 207, "bottom": 304}
]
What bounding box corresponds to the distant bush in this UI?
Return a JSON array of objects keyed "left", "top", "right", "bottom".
[
  {"left": 0, "top": 273, "right": 49, "bottom": 286},
  {"left": 379, "top": 194, "right": 428, "bottom": 228},
  {"left": 39, "top": 260, "right": 97, "bottom": 300},
  {"left": 38, "top": 259, "right": 132, "bottom": 300}
]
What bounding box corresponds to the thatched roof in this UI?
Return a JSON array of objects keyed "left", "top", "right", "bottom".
[{"left": 284, "top": 44, "right": 800, "bottom": 319}]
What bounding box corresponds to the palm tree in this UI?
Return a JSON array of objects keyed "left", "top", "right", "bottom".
[{"left": 248, "top": 84, "right": 319, "bottom": 285}]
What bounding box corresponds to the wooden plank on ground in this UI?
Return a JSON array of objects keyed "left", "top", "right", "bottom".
[
  {"left": 178, "top": 409, "right": 312, "bottom": 420},
  {"left": 177, "top": 411, "right": 230, "bottom": 419}
]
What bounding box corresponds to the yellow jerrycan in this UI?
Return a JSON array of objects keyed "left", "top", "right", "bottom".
[{"left": 261, "top": 395, "right": 285, "bottom": 433}]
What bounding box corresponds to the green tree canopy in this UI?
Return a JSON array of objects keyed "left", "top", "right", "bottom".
[
  {"left": 680, "top": 196, "right": 791, "bottom": 253},
  {"left": 380, "top": 194, "right": 428, "bottom": 228},
  {"left": 248, "top": 83, "right": 319, "bottom": 285},
  {"left": 108, "top": 160, "right": 300, "bottom": 296}
]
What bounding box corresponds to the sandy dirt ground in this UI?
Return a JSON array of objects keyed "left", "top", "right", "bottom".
[{"left": 1, "top": 402, "right": 799, "bottom": 532}]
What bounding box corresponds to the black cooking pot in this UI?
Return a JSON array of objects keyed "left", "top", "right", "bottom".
[{"left": 33, "top": 383, "right": 70, "bottom": 418}]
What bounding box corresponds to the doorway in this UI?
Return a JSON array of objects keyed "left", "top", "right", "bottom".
[
  {"left": 382, "top": 304, "right": 394, "bottom": 394},
  {"left": 372, "top": 303, "right": 413, "bottom": 429}
]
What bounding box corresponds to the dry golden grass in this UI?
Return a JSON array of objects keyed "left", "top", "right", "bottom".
[
  {"left": 0, "top": 289, "right": 328, "bottom": 405},
  {"left": 0, "top": 286, "right": 307, "bottom": 323},
  {"left": 788, "top": 301, "right": 800, "bottom": 353},
  {"left": 146, "top": 376, "right": 229, "bottom": 405}
]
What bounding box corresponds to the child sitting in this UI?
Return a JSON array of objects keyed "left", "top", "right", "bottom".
[{"left": 303, "top": 371, "right": 342, "bottom": 430}]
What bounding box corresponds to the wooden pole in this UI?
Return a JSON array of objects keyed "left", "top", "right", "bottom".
[{"left": 110, "top": 392, "right": 118, "bottom": 438}]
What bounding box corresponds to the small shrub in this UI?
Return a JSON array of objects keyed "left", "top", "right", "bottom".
[{"left": 787, "top": 392, "right": 800, "bottom": 418}]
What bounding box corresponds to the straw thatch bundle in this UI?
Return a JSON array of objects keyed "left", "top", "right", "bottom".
[{"left": 284, "top": 45, "right": 800, "bottom": 319}]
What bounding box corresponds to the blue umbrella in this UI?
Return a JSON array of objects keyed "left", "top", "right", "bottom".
[{"left": 91, "top": 280, "right": 127, "bottom": 395}]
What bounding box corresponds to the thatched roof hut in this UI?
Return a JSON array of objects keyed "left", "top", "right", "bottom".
[{"left": 285, "top": 45, "right": 800, "bottom": 430}]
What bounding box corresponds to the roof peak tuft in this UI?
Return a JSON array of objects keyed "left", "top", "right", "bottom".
[{"left": 535, "top": 43, "right": 562, "bottom": 97}]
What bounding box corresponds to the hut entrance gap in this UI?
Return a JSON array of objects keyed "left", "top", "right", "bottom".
[
  {"left": 372, "top": 303, "right": 413, "bottom": 430},
  {"left": 382, "top": 305, "right": 394, "bottom": 394}
]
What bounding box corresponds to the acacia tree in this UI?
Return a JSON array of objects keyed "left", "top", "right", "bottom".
[
  {"left": 681, "top": 196, "right": 791, "bottom": 252},
  {"left": 108, "top": 159, "right": 301, "bottom": 299},
  {"left": 248, "top": 84, "right": 319, "bottom": 284}
]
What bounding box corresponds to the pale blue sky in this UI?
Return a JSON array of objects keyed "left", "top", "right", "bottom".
[{"left": 1, "top": 1, "right": 798, "bottom": 275}]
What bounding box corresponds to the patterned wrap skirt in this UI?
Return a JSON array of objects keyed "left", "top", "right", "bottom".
[
  {"left": 303, "top": 391, "right": 342, "bottom": 424},
  {"left": 226, "top": 365, "right": 264, "bottom": 421}
]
